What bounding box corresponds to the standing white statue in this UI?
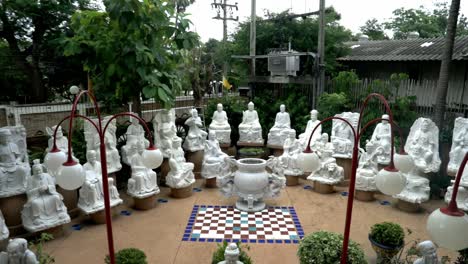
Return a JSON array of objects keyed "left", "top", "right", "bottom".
[
  {"left": 267, "top": 104, "right": 291, "bottom": 146},
  {"left": 331, "top": 112, "right": 359, "bottom": 159},
  {"left": 127, "top": 144, "right": 159, "bottom": 199},
  {"left": 78, "top": 151, "right": 122, "bottom": 215},
  {"left": 217, "top": 243, "right": 243, "bottom": 264},
  {"left": 238, "top": 102, "right": 263, "bottom": 144},
  {"left": 366, "top": 114, "right": 392, "bottom": 165},
  {"left": 152, "top": 109, "right": 181, "bottom": 158},
  {"left": 299, "top": 109, "right": 322, "bottom": 149},
  {"left": 202, "top": 131, "right": 230, "bottom": 180},
  {"left": 0, "top": 128, "right": 29, "bottom": 198},
  {"left": 0, "top": 238, "right": 38, "bottom": 264},
  {"left": 279, "top": 130, "right": 303, "bottom": 176},
  {"left": 356, "top": 142, "right": 380, "bottom": 192},
  {"left": 166, "top": 157, "right": 195, "bottom": 189},
  {"left": 445, "top": 163, "right": 468, "bottom": 212},
  {"left": 209, "top": 104, "right": 231, "bottom": 145},
  {"left": 413, "top": 241, "right": 440, "bottom": 264},
  {"left": 21, "top": 160, "right": 70, "bottom": 233},
  {"left": 0, "top": 211, "right": 8, "bottom": 243},
  {"left": 183, "top": 108, "right": 207, "bottom": 152},
  {"left": 122, "top": 115, "right": 149, "bottom": 165},
  {"left": 448, "top": 117, "right": 468, "bottom": 175}
]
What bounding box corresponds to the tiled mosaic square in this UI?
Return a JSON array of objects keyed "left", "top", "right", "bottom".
[{"left": 182, "top": 205, "right": 304, "bottom": 244}]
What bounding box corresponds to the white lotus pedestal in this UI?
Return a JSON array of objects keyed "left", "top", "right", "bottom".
[
  {"left": 186, "top": 150, "right": 204, "bottom": 179},
  {"left": 57, "top": 186, "right": 80, "bottom": 219},
  {"left": 170, "top": 185, "right": 193, "bottom": 199},
  {"left": 355, "top": 190, "right": 375, "bottom": 202},
  {"left": 267, "top": 144, "right": 284, "bottom": 157},
  {"left": 336, "top": 158, "right": 352, "bottom": 186},
  {"left": 0, "top": 194, "right": 27, "bottom": 236}
]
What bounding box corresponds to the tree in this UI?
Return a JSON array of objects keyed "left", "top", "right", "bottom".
[
  {"left": 0, "top": 0, "right": 95, "bottom": 103},
  {"left": 359, "top": 19, "right": 387, "bottom": 40},
  {"left": 434, "top": 0, "right": 461, "bottom": 129},
  {"left": 63, "top": 0, "right": 198, "bottom": 115}
]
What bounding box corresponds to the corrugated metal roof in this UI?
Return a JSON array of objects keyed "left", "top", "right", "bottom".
[{"left": 338, "top": 36, "right": 468, "bottom": 61}]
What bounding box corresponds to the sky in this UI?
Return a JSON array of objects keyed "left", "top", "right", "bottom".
[{"left": 186, "top": 0, "right": 468, "bottom": 42}]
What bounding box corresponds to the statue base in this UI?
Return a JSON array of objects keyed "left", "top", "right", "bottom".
[
  {"left": 186, "top": 150, "right": 204, "bottom": 179},
  {"left": 236, "top": 198, "right": 265, "bottom": 212},
  {"left": 133, "top": 194, "right": 157, "bottom": 210},
  {"left": 90, "top": 207, "right": 119, "bottom": 224},
  {"left": 0, "top": 193, "right": 27, "bottom": 236},
  {"left": 314, "top": 181, "right": 335, "bottom": 194},
  {"left": 159, "top": 158, "right": 170, "bottom": 186},
  {"left": 205, "top": 178, "right": 217, "bottom": 188},
  {"left": 171, "top": 185, "right": 193, "bottom": 199},
  {"left": 336, "top": 158, "right": 352, "bottom": 185},
  {"left": 397, "top": 199, "right": 421, "bottom": 213},
  {"left": 286, "top": 175, "right": 299, "bottom": 186},
  {"left": 266, "top": 144, "right": 284, "bottom": 157},
  {"left": 56, "top": 186, "right": 80, "bottom": 219},
  {"left": 355, "top": 190, "right": 375, "bottom": 202}
]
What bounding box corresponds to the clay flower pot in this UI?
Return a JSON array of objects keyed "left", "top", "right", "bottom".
[{"left": 369, "top": 234, "right": 403, "bottom": 263}]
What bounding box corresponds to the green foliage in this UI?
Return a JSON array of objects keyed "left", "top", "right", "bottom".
[
  {"left": 370, "top": 222, "right": 405, "bottom": 248},
  {"left": 238, "top": 148, "right": 265, "bottom": 156},
  {"left": 359, "top": 18, "right": 388, "bottom": 40},
  {"left": 455, "top": 248, "right": 468, "bottom": 264},
  {"left": 29, "top": 233, "right": 55, "bottom": 264},
  {"left": 105, "top": 248, "right": 147, "bottom": 264},
  {"left": 70, "top": 120, "right": 87, "bottom": 164},
  {"left": 297, "top": 231, "right": 367, "bottom": 264},
  {"left": 316, "top": 92, "right": 352, "bottom": 134},
  {"left": 211, "top": 241, "right": 252, "bottom": 264},
  {"left": 332, "top": 70, "right": 360, "bottom": 98},
  {"left": 205, "top": 96, "right": 247, "bottom": 143}
]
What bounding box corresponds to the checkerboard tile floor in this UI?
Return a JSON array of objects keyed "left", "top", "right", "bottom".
[{"left": 182, "top": 205, "right": 304, "bottom": 244}]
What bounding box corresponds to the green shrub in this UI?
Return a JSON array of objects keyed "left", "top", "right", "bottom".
[
  {"left": 297, "top": 231, "right": 367, "bottom": 264},
  {"left": 455, "top": 248, "right": 468, "bottom": 264},
  {"left": 316, "top": 92, "right": 352, "bottom": 134},
  {"left": 370, "top": 222, "right": 405, "bottom": 248},
  {"left": 238, "top": 147, "right": 265, "bottom": 155},
  {"left": 29, "top": 233, "right": 55, "bottom": 264},
  {"left": 211, "top": 241, "right": 252, "bottom": 264},
  {"left": 332, "top": 70, "right": 360, "bottom": 97},
  {"left": 105, "top": 248, "right": 148, "bottom": 264}
]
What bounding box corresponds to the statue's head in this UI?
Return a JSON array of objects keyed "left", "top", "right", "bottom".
[
  {"left": 6, "top": 238, "right": 28, "bottom": 261},
  {"left": 421, "top": 119, "right": 430, "bottom": 132},
  {"left": 18, "top": 126, "right": 26, "bottom": 137},
  {"left": 327, "top": 162, "right": 337, "bottom": 172},
  {"left": 86, "top": 150, "right": 97, "bottom": 163},
  {"left": 416, "top": 240, "right": 437, "bottom": 257},
  {"left": 382, "top": 114, "right": 389, "bottom": 124},
  {"left": 248, "top": 102, "right": 254, "bottom": 111},
  {"left": 53, "top": 126, "right": 64, "bottom": 138},
  {"left": 321, "top": 133, "right": 329, "bottom": 143},
  {"left": 280, "top": 104, "right": 286, "bottom": 113},
  {"left": 32, "top": 159, "right": 43, "bottom": 175},
  {"left": 224, "top": 243, "right": 240, "bottom": 262},
  {"left": 172, "top": 138, "right": 182, "bottom": 148},
  {"left": 0, "top": 129, "right": 11, "bottom": 144},
  {"left": 311, "top": 109, "right": 318, "bottom": 121},
  {"left": 209, "top": 130, "right": 217, "bottom": 140},
  {"left": 288, "top": 129, "right": 296, "bottom": 138},
  {"left": 131, "top": 114, "right": 140, "bottom": 125},
  {"left": 217, "top": 103, "right": 223, "bottom": 112},
  {"left": 191, "top": 108, "right": 198, "bottom": 118}
]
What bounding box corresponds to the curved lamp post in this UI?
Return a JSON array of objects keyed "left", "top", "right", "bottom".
[
  {"left": 44, "top": 89, "right": 163, "bottom": 264},
  {"left": 298, "top": 93, "right": 407, "bottom": 263}
]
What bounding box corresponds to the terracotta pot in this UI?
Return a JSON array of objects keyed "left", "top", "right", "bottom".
[
  {"left": 186, "top": 150, "right": 204, "bottom": 179},
  {"left": 133, "top": 195, "right": 157, "bottom": 210},
  {"left": 57, "top": 186, "right": 80, "bottom": 219},
  {"left": 171, "top": 185, "right": 193, "bottom": 199},
  {"left": 369, "top": 234, "right": 403, "bottom": 264},
  {"left": 205, "top": 178, "right": 217, "bottom": 188},
  {"left": 355, "top": 190, "right": 375, "bottom": 202},
  {"left": 90, "top": 207, "right": 119, "bottom": 224},
  {"left": 0, "top": 194, "right": 27, "bottom": 236},
  {"left": 397, "top": 199, "right": 421, "bottom": 213},
  {"left": 286, "top": 175, "right": 299, "bottom": 186},
  {"left": 314, "top": 181, "right": 334, "bottom": 194}
]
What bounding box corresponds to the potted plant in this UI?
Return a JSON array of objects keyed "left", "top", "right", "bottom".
[
  {"left": 297, "top": 231, "right": 367, "bottom": 264},
  {"left": 105, "top": 248, "right": 148, "bottom": 264},
  {"left": 369, "top": 222, "right": 405, "bottom": 263},
  {"left": 238, "top": 147, "right": 265, "bottom": 159},
  {"left": 211, "top": 241, "right": 252, "bottom": 264}
]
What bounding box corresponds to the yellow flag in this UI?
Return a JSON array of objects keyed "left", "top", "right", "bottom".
[{"left": 222, "top": 76, "right": 232, "bottom": 90}]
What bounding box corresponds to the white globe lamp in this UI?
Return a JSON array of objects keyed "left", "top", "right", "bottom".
[
  {"left": 298, "top": 151, "right": 321, "bottom": 173},
  {"left": 56, "top": 161, "right": 85, "bottom": 190},
  {"left": 394, "top": 153, "right": 413, "bottom": 174},
  {"left": 427, "top": 208, "right": 468, "bottom": 251},
  {"left": 375, "top": 167, "right": 406, "bottom": 195},
  {"left": 44, "top": 149, "right": 67, "bottom": 172},
  {"left": 142, "top": 147, "right": 163, "bottom": 169}
]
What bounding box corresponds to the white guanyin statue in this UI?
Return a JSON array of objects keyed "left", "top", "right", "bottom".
[
  {"left": 445, "top": 163, "right": 468, "bottom": 212},
  {"left": 0, "top": 238, "right": 38, "bottom": 264},
  {"left": 183, "top": 108, "right": 207, "bottom": 152},
  {"left": 21, "top": 160, "right": 70, "bottom": 233},
  {"left": 265, "top": 156, "right": 286, "bottom": 198},
  {"left": 447, "top": 117, "right": 468, "bottom": 175},
  {"left": 366, "top": 114, "right": 392, "bottom": 165},
  {"left": 152, "top": 109, "right": 181, "bottom": 158},
  {"left": 311, "top": 133, "right": 334, "bottom": 161},
  {"left": 331, "top": 112, "right": 359, "bottom": 159},
  {"left": 267, "top": 104, "right": 291, "bottom": 146},
  {"left": 122, "top": 115, "right": 149, "bottom": 165},
  {"left": 0, "top": 128, "right": 29, "bottom": 198},
  {"left": 78, "top": 151, "right": 122, "bottom": 215},
  {"left": 166, "top": 157, "right": 195, "bottom": 189},
  {"left": 413, "top": 241, "right": 440, "bottom": 264},
  {"left": 46, "top": 125, "right": 69, "bottom": 154},
  {"left": 299, "top": 109, "right": 322, "bottom": 149},
  {"left": 238, "top": 102, "right": 263, "bottom": 144},
  {"left": 127, "top": 144, "right": 159, "bottom": 199},
  {"left": 201, "top": 131, "right": 230, "bottom": 180},
  {"left": 279, "top": 129, "right": 303, "bottom": 176},
  {"left": 307, "top": 152, "right": 344, "bottom": 185},
  {"left": 209, "top": 104, "right": 231, "bottom": 145},
  {"left": 356, "top": 142, "right": 380, "bottom": 192},
  {"left": 0, "top": 211, "right": 8, "bottom": 242}
]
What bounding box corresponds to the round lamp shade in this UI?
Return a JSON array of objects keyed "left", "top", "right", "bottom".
[
  {"left": 142, "top": 148, "right": 163, "bottom": 169},
  {"left": 44, "top": 150, "right": 67, "bottom": 172},
  {"left": 297, "top": 151, "right": 321, "bottom": 173},
  {"left": 375, "top": 168, "right": 406, "bottom": 195},
  {"left": 56, "top": 162, "right": 85, "bottom": 190},
  {"left": 427, "top": 209, "right": 468, "bottom": 251},
  {"left": 394, "top": 153, "right": 414, "bottom": 174}
]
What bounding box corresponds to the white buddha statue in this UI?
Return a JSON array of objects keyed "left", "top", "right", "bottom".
[
  {"left": 0, "top": 238, "right": 38, "bottom": 264},
  {"left": 183, "top": 109, "right": 207, "bottom": 152},
  {"left": 279, "top": 129, "right": 303, "bottom": 176},
  {"left": 46, "top": 125, "right": 69, "bottom": 154},
  {"left": 78, "top": 151, "right": 122, "bottom": 214},
  {"left": 448, "top": 117, "right": 468, "bottom": 175},
  {"left": 265, "top": 156, "right": 286, "bottom": 198},
  {"left": 413, "top": 241, "right": 440, "bottom": 264},
  {"left": 331, "top": 112, "right": 359, "bottom": 159},
  {"left": 153, "top": 109, "right": 180, "bottom": 158},
  {"left": 122, "top": 115, "right": 150, "bottom": 165},
  {"left": 307, "top": 155, "right": 344, "bottom": 185},
  {"left": 238, "top": 102, "right": 263, "bottom": 144},
  {"left": 367, "top": 114, "right": 392, "bottom": 165},
  {"left": 166, "top": 157, "right": 195, "bottom": 189},
  {"left": 127, "top": 144, "right": 159, "bottom": 198},
  {"left": 209, "top": 104, "right": 231, "bottom": 144},
  {"left": 21, "top": 160, "right": 70, "bottom": 233},
  {"left": 356, "top": 142, "right": 380, "bottom": 192},
  {"left": 267, "top": 104, "right": 291, "bottom": 146},
  {"left": 202, "top": 131, "right": 230, "bottom": 180},
  {"left": 311, "top": 133, "right": 334, "bottom": 161},
  {"left": 95, "top": 133, "right": 122, "bottom": 174},
  {"left": 0, "top": 129, "right": 29, "bottom": 198},
  {"left": 299, "top": 109, "right": 322, "bottom": 149}
]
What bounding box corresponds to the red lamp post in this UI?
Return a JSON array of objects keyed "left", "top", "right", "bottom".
[{"left": 45, "top": 90, "right": 163, "bottom": 264}]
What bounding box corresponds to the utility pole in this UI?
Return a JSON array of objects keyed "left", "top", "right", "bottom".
[
  {"left": 250, "top": 0, "right": 256, "bottom": 77},
  {"left": 316, "top": 0, "right": 326, "bottom": 106}
]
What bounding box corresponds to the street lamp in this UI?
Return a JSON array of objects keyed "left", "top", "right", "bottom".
[
  {"left": 44, "top": 89, "right": 162, "bottom": 264},
  {"left": 298, "top": 93, "right": 407, "bottom": 263},
  {"left": 427, "top": 152, "right": 468, "bottom": 251}
]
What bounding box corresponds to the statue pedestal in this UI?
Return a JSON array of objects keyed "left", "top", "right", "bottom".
[
  {"left": 57, "top": 186, "right": 80, "bottom": 219},
  {"left": 0, "top": 193, "right": 27, "bottom": 236},
  {"left": 205, "top": 178, "right": 217, "bottom": 188},
  {"left": 267, "top": 144, "right": 284, "bottom": 157},
  {"left": 397, "top": 199, "right": 421, "bottom": 213},
  {"left": 171, "top": 185, "right": 193, "bottom": 199},
  {"left": 286, "top": 175, "right": 299, "bottom": 186},
  {"left": 90, "top": 207, "right": 119, "bottom": 224},
  {"left": 186, "top": 150, "right": 204, "bottom": 179},
  {"left": 159, "top": 158, "right": 170, "bottom": 186},
  {"left": 336, "top": 158, "right": 352, "bottom": 186},
  {"left": 133, "top": 194, "right": 157, "bottom": 210},
  {"left": 355, "top": 190, "right": 375, "bottom": 202},
  {"left": 314, "top": 181, "right": 334, "bottom": 194}
]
